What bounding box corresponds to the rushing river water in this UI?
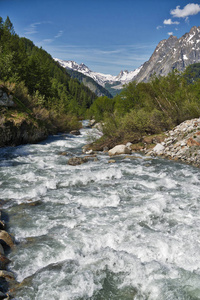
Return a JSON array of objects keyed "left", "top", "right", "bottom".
[{"left": 1, "top": 123, "right": 200, "bottom": 300}]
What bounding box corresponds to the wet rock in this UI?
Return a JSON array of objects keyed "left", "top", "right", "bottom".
[
  {"left": 108, "top": 159, "right": 116, "bottom": 163},
  {"left": 0, "top": 245, "right": 4, "bottom": 255},
  {"left": 93, "top": 122, "right": 103, "bottom": 131},
  {"left": 68, "top": 157, "right": 88, "bottom": 166},
  {"left": 0, "top": 271, "right": 14, "bottom": 281},
  {"left": 108, "top": 145, "right": 132, "bottom": 156},
  {"left": 59, "top": 151, "right": 68, "bottom": 156},
  {"left": 0, "top": 222, "right": 6, "bottom": 231},
  {"left": 0, "top": 291, "right": 8, "bottom": 299},
  {"left": 89, "top": 119, "right": 96, "bottom": 127},
  {"left": 82, "top": 145, "right": 92, "bottom": 154},
  {"left": 0, "top": 256, "right": 11, "bottom": 270},
  {"left": 0, "top": 231, "right": 14, "bottom": 249},
  {"left": 70, "top": 130, "right": 81, "bottom": 136},
  {"left": 85, "top": 149, "right": 93, "bottom": 155}
]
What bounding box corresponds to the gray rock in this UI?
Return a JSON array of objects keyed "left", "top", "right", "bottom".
[
  {"left": 70, "top": 130, "right": 81, "bottom": 136},
  {"left": 152, "top": 143, "right": 165, "bottom": 155},
  {"left": 68, "top": 157, "right": 88, "bottom": 166},
  {"left": 108, "top": 145, "right": 132, "bottom": 156},
  {"left": 134, "top": 26, "right": 200, "bottom": 83},
  {"left": 0, "top": 90, "right": 15, "bottom": 107}
]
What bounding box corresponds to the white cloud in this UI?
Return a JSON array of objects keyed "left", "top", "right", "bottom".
[
  {"left": 170, "top": 3, "right": 200, "bottom": 18},
  {"left": 156, "top": 25, "right": 162, "bottom": 30},
  {"left": 55, "top": 30, "right": 64, "bottom": 38},
  {"left": 163, "top": 19, "right": 180, "bottom": 25},
  {"left": 25, "top": 22, "right": 42, "bottom": 35},
  {"left": 25, "top": 21, "right": 52, "bottom": 35},
  {"left": 43, "top": 39, "right": 54, "bottom": 43},
  {"left": 168, "top": 32, "right": 173, "bottom": 36}
]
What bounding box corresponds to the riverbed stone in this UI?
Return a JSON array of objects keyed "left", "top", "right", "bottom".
[
  {"left": 68, "top": 157, "right": 88, "bottom": 166},
  {"left": 152, "top": 143, "right": 165, "bottom": 155},
  {"left": 0, "top": 256, "right": 11, "bottom": 270},
  {"left": 0, "top": 231, "right": 14, "bottom": 249},
  {"left": 0, "top": 271, "right": 15, "bottom": 280},
  {"left": 0, "top": 245, "right": 4, "bottom": 256},
  {"left": 108, "top": 145, "right": 132, "bottom": 156},
  {"left": 70, "top": 130, "right": 81, "bottom": 136},
  {"left": 0, "top": 89, "right": 15, "bottom": 107},
  {"left": 108, "top": 159, "right": 116, "bottom": 163}
]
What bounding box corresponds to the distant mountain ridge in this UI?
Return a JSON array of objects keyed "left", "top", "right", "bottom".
[
  {"left": 55, "top": 26, "right": 200, "bottom": 93},
  {"left": 54, "top": 58, "right": 141, "bottom": 91}
]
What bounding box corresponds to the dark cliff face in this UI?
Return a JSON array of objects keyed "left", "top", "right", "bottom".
[{"left": 134, "top": 26, "right": 200, "bottom": 82}]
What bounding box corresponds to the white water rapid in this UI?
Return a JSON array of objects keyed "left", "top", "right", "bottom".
[{"left": 0, "top": 123, "right": 200, "bottom": 300}]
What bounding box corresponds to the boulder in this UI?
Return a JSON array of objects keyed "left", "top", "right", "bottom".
[
  {"left": 108, "top": 160, "right": 116, "bottom": 163},
  {"left": 85, "top": 149, "right": 93, "bottom": 155},
  {"left": 0, "top": 89, "right": 15, "bottom": 107},
  {"left": 0, "top": 291, "right": 8, "bottom": 299},
  {"left": 0, "top": 255, "right": 11, "bottom": 270},
  {"left": 0, "top": 245, "right": 4, "bottom": 255},
  {"left": 152, "top": 143, "right": 165, "bottom": 155},
  {"left": 68, "top": 157, "right": 88, "bottom": 166},
  {"left": 108, "top": 145, "right": 132, "bottom": 156},
  {"left": 0, "top": 221, "right": 5, "bottom": 230},
  {"left": 0, "top": 231, "right": 14, "bottom": 249},
  {"left": 0, "top": 270, "right": 15, "bottom": 280},
  {"left": 70, "top": 130, "right": 81, "bottom": 136},
  {"left": 89, "top": 119, "right": 96, "bottom": 127},
  {"left": 126, "top": 142, "right": 132, "bottom": 150}
]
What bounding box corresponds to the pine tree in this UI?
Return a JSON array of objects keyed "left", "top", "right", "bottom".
[{"left": 4, "top": 16, "right": 15, "bottom": 35}]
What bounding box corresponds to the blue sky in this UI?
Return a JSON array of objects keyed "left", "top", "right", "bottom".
[{"left": 1, "top": 0, "right": 200, "bottom": 75}]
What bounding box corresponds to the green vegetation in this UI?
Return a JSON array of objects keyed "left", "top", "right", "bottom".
[
  {"left": 184, "top": 63, "right": 200, "bottom": 84},
  {"left": 88, "top": 68, "right": 200, "bottom": 147},
  {"left": 0, "top": 16, "right": 97, "bottom": 137}
]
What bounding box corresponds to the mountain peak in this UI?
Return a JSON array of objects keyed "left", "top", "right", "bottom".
[{"left": 134, "top": 25, "right": 200, "bottom": 83}]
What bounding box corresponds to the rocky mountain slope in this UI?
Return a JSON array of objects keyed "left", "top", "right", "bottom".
[
  {"left": 134, "top": 26, "right": 200, "bottom": 82},
  {"left": 65, "top": 68, "right": 113, "bottom": 98}
]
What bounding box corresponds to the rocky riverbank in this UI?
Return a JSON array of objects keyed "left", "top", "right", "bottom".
[
  {"left": 82, "top": 118, "right": 200, "bottom": 168},
  {"left": 0, "top": 118, "right": 49, "bottom": 148},
  {"left": 0, "top": 210, "right": 15, "bottom": 299},
  {"left": 147, "top": 117, "right": 200, "bottom": 168}
]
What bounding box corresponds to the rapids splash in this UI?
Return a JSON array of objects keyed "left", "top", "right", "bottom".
[{"left": 0, "top": 123, "right": 200, "bottom": 300}]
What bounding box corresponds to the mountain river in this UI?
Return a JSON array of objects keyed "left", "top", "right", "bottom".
[{"left": 0, "top": 122, "right": 200, "bottom": 299}]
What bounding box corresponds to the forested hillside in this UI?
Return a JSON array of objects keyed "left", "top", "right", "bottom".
[
  {"left": 0, "top": 16, "right": 98, "bottom": 146},
  {"left": 66, "top": 69, "right": 113, "bottom": 98}
]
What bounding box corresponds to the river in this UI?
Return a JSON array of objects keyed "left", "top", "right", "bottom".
[{"left": 0, "top": 123, "right": 200, "bottom": 300}]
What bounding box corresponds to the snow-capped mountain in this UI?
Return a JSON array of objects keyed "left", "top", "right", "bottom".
[
  {"left": 54, "top": 58, "right": 141, "bottom": 87},
  {"left": 134, "top": 26, "right": 200, "bottom": 82}
]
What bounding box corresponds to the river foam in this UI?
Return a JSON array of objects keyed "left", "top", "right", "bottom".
[{"left": 1, "top": 125, "right": 200, "bottom": 299}]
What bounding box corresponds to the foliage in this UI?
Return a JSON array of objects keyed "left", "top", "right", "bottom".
[
  {"left": 184, "top": 63, "right": 200, "bottom": 84},
  {"left": 0, "top": 16, "right": 99, "bottom": 135},
  {"left": 89, "top": 67, "right": 200, "bottom": 145},
  {"left": 0, "top": 16, "right": 97, "bottom": 121}
]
